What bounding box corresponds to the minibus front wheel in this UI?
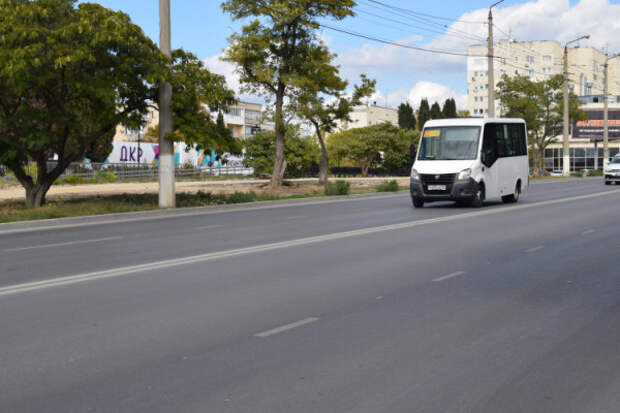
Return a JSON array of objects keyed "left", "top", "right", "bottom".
[
  {"left": 412, "top": 197, "right": 424, "bottom": 208},
  {"left": 471, "top": 183, "right": 485, "bottom": 207}
]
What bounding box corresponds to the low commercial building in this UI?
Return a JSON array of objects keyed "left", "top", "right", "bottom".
[{"left": 544, "top": 100, "right": 620, "bottom": 171}]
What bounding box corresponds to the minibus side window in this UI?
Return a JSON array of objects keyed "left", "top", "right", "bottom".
[{"left": 482, "top": 124, "right": 498, "bottom": 167}]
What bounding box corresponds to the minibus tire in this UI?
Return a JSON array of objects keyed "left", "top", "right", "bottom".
[
  {"left": 471, "top": 184, "right": 484, "bottom": 207},
  {"left": 412, "top": 198, "right": 424, "bottom": 208},
  {"left": 502, "top": 183, "right": 520, "bottom": 203}
]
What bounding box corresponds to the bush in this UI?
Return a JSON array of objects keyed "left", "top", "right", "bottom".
[
  {"left": 587, "top": 169, "right": 603, "bottom": 177},
  {"left": 324, "top": 180, "right": 350, "bottom": 196},
  {"left": 376, "top": 180, "right": 399, "bottom": 192},
  {"left": 56, "top": 176, "right": 87, "bottom": 185},
  {"left": 571, "top": 172, "right": 583, "bottom": 178}
]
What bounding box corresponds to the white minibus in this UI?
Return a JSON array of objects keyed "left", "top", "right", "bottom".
[{"left": 410, "top": 118, "right": 529, "bottom": 208}]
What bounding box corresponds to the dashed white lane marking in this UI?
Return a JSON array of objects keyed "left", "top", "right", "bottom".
[
  {"left": 525, "top": 245, "right": 544, "bottom": 253},
  {"left": 255, "top": 317, "right": 320, "bottom": 338},
  {"left": 581, "top": 229, "right": 595, "bottom": 235},
  {"left": 195, "top": 225, "right": 224, "bottom": 231},
  {"left": 432, "top": 271, "right": 466, "bottom": 282},
  {"left": 286, "top": 215, "right": 306, "bottom": 220},
  {"left": 376, "top": 296, "right": 384, "bottom": 300},
  {"left": 4, "top": 237, "right": 122, "bottom": 253}
]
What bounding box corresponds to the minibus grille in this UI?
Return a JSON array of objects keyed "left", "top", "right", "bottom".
[
  {"left": 420, "top": 173, "right": 456, "bottom": 194},
  {"left": 420, "top": 174, "right": 456, "bottom": 184}
]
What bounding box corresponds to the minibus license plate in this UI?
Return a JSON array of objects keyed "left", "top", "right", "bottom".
[{"left": 428, "top": 184, "right": 446, "bottom": 191}]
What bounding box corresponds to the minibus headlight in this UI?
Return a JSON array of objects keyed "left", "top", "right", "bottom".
[
  {"left": 411, "top": 168, "right": 420, "bottom": 181},
  {"left": 457, "top": 168, "right": 472, "bottom": 180}
]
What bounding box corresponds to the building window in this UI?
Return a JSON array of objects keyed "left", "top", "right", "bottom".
[
  {"left": 526, "top": 55, "right": 534, "bottom": 64},
  {"left": 543, "top": 55, "right": 552, "bottom": 64},
  {"left": 245, "top": 110, "right": 261, "bottom": 122},
  {"left": 474, "top": 96, "right": 478, "bottom": 102},
  {"left": 527, "top": 69, "right": 534, "bottom": 77},
  {"left": 514, "top": 56, "right": 518, "bottom": 63}
]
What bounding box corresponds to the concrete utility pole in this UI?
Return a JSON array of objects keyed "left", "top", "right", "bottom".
[
  {"left": 603, "top": 53, "right": 620, "bottom": 170},
  {"left": 159, "top": 0, "right": 175, "bottom": 208},
  {"left": 487, "top": 0, "right": 504, "bottom": 118},
  {"left": 563, "top": 35, "right": 590, "bottom": 176}
]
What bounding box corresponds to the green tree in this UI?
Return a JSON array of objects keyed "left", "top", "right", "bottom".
[
  {"left": 418, "top": 98, "right": 431, "bottom": 130},
  {"left": 457, "top": 109, "right": 471, "bottom": 117},
  {"left": 442, "top": 98, "right": 457, "bottom": 118},
  {"left": 167, "top": 50, "right": 240, "bottom": 155},
  {"left": 327, "top": 123, "right": 408, "bottom": 176},
  {"left": 294, "top": 74, "right": 375, "bottom": 183},
  {"left": 497, "top": 74, "right": 586, "bottom": 170},
  {"left": 398, "top": 102, "right": 416, "bottom": 130},
  {"left": 0, "top": 0, "right": 164, "bottom": 207},
  {"left": 243, "top": 125, "right": 319, "bottom": 178},
  {"left": 430, "top": 101, "right": 443, "bottom": 119},
  {"left": 0, "top": 0, "right": 236, "bottom": 207},
  {"left": 222, "top": 0, "right": 356, "bottom": 188},
  {"left": 382, "top": 128, "right": 420, "bottom": 174}
]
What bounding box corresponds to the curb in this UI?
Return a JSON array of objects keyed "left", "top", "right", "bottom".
[{"left": 0, "top": 190, "right": 409, "bottom": 235}]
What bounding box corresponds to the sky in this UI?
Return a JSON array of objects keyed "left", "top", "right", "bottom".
[{"left": 87, "top": 0, "right": 620, "bottom": 109}]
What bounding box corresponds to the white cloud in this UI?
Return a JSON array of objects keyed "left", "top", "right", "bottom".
[
  {"left": 407, "top": 81, "right": 467, "bottom": 110},
  {"left": 203, "top": 53, "right": 241, "bottom": 94}
]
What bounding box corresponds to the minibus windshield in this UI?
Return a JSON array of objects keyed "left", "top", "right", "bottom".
[{"left": 418, "top": 126, "right": 481, "bottom": 160}]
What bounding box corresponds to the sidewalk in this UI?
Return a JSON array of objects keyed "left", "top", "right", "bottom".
[{"left": 0, "top": 177, "right": 410, "bottom": 202}]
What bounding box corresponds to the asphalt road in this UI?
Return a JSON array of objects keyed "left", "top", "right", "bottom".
[{"left": 1, "top": 178, "right": 620, "bottom": 412}]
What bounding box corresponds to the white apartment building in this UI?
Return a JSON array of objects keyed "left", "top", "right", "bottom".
[
  {"left": 467, "top": 40, "right": 620, "bottom": 117},
  {"left": 113, "top": 100, "right": 272, "bottom": 143},
  {"left": 337, "top": 103, "right": 398, "bottom": 131},
  {"left": 222, "top": 101, "right": 273, "bottom": 139}
]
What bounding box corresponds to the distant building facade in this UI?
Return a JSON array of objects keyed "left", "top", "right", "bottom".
[
  {"left": 467, "top": 40, "right": 620, "bottom": 117},
  {"left": 337, "top": 103, "right": 398, "bottom": 131},
  {"left": 545, "top": 101, "right": 620, "bottom": 171},
  {"left": 113, "top": 100, "right": 273, "bottom": 143}
]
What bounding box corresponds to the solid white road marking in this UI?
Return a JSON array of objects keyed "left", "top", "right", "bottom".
[
  {"left": 195, "top": 225, "right": 224, "bottom": 231},
  {"left": 432, "top": 271, "right": 465, "bottom": 282},
  {"left": 2, "top": 189, "right": 620, "bottom": 297},
  {"left": 255, "top": 317, "right": 320, "bottom": 338},
  {"left": 4, "top": 236, "right": 122, "bottom": 253},
  {"left": 286, "top": 215, "right": 306, "bottom": 220},
  {"left": 525, "top": 246, "right": 544, "bottom": 253},
  {"left": 581, "top": 229, "right": 595, "bottom": 235}
]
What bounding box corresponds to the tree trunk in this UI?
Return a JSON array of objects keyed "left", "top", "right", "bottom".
[
  {"left": 271, "top": 87, "right": 286, "bottom": 189},
  {"left": 316, "top": 128, "right": 329, "bottom": 183},
  {"left": 361, "top": 162, "right": 370, "bottom": 177},
  {"left": 25, "top": 182, "right": 52, "bottom": 208}
]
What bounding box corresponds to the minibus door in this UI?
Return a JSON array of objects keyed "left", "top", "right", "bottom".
[{"left": 481, "top": 124, "right": 500, "bottom": 199}]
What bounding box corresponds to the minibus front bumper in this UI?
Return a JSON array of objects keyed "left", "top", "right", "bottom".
[{"left": 410, "top": 177, "right": 478, "bottom": 202}]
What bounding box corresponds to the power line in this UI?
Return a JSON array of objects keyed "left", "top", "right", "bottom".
[
  {"left": 365, "top": 0, "right": 485, "bottom": 24},
  {"left": 355, "top": 8, "right": 486, "bottom": 43},
  {"left": 358, "top": 0, "right": 488, "bottom": 42},
  {"left": 319, "top": 23, "right": 484, "bottom": 57}
]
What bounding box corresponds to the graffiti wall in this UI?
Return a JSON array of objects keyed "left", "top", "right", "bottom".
[{"left": 105, "top": 142, "right": 241, "bottom": 167}]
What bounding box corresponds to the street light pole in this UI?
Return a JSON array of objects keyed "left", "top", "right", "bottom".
[
  {"left": 158, "top": 0, "right": 175, "bottom": 207},
  {"left": 487, "top": 0, "right": 504, "bottom": 118},
  {"left": 603, "top": 54, "right": 620, "bottom": 170},
  {"left": 563, "top": 35, "right": 590, "bottom": 176}
]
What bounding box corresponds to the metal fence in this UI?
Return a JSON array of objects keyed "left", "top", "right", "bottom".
[{"left": 39, "top": 162, "right": 254, "bottom": 180}]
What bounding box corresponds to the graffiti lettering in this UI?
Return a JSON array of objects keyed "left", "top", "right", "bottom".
[
  {"left": 120, "top": 146, "right": 128, "bottom": 162},
  {"left": 129, "top": 147, "right": 137, "bottom": 162}
]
